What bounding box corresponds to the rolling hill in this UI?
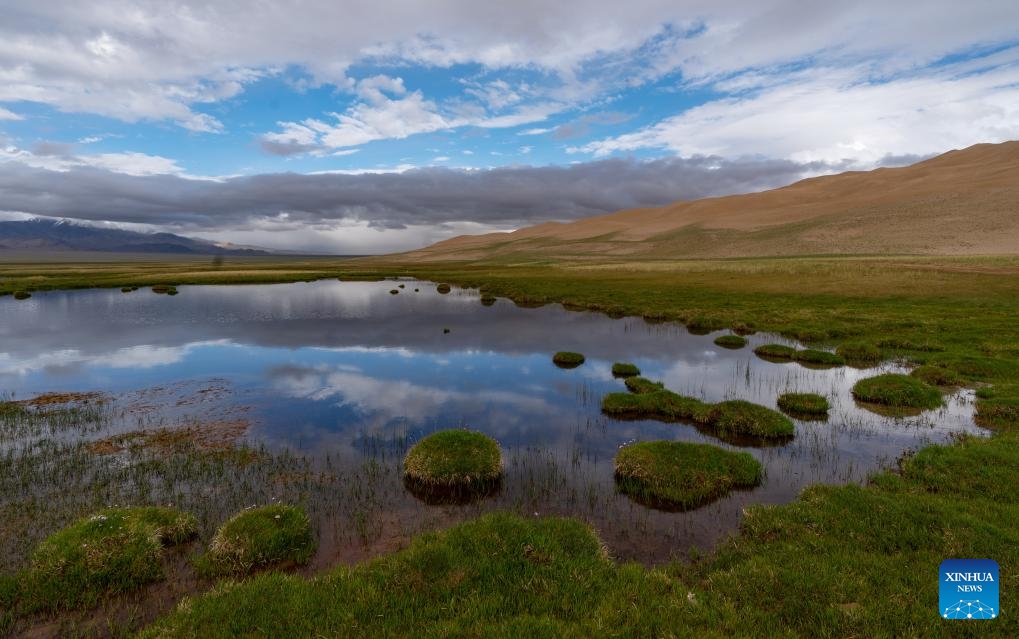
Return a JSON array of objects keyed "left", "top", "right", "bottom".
[{"left": 396, "top": 141, "right": 1019, "bottom": 262}]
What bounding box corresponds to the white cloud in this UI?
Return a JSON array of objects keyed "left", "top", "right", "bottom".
[
  {"left": 579, "top": 62, "right": 1019, "bottom": 164},
  {"left": 0, "top": 106, "right": 22, "bottom": 120},
  {"left": 518, "top": 127, "right": 552, "bottom": 136}
]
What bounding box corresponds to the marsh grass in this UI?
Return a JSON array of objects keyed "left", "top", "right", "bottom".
[
  {"left": 909, "top": 364, "right": 962, "bottom": 387},
  {"left": 435, "top": 283, "right": 452, "bottom": 294},
  {"left": 792, "top": 349, "right": 845, "bottom": 367},
  {"left": 753, "top": 344, "right": 796, "bottom": 360},
  {"left": 611, "top": 362, "right": 641, "bottom": 377},
  {"left": 16, "top": 507, "right": 196, "bottom": 612},
  {"left": 709, "top": 400, "right": 795, "bottom": 439},
  {"left": 480, "top": 294, "right": 497, "bottom": 306},
  {"left": 851, "top": 374, "right": 942, "bottom": 409},
  {"left": 835, "top": 340, "right": 883, "bottom": 364},
  {"left": 150, "top": 285, "right": 177, "bottom": 295},
  {"left": 552, "top": 351, "right": 586, "bottom": 368},
  {"left": 623, "top": 377, "right": 664, "bottom": 394},
  {"left": 614, "top": 441, "right": 762, "bottom": 510},
  {"left": 602, "top": 391, "right": 793, "bottom": 441},
  {"left": 777, "top": 392, "right": 830, "bottom": 417},
  {"left": 196, "top": 505, "right": 314, "bottom": 576},
  {"left": 713, "top": 334, "right": 747, "bottom": 349},
  {"left": 403, "top": 430, "right": 502, "bottom": 501},
  {"left": 13, "top": 291, "right": 31, "bottom": 300}
]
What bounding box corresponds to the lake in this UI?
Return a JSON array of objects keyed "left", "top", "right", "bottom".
[{"left": 0, "top": 279, "right": 983, "bottom": 565}]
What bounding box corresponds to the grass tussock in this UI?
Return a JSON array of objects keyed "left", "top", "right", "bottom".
[
  {"left": 197, "top": 505, "right": 315, "bottom": 576},
  {"left": 403, "top": 430, "right": 502, "bottom": 493},
  {"left": 552, "top": 351, "right": 586, "bottom": 368},
  {"left": 753, "top": 343, "right": 796, "bottom": 360},
  {"left": 777, "top": 392, "right": 830, "bottom": 417},
  {"left": 602, "top": 391, "right": 793, "bottom": 440},
  {"left": 389, "top": 289, "right": 399, "bottom": 294},
  {"left": 435, "top": 283, "right": 452, "bottom": 294},
  {"left": 792, "top": 349, "right": 845, "bottom": 367},
  {"left": 150, "top": 285, "right": 178, "bottom": 295},
  {"left": 12, "top": 291, "right": 31, "bottom": 300},
  {"left": 835, "top": 340, "right": 883, "bottom": 364},
  {"left": 480, "top": 294, "right": 497, "bottom": 306},
  {"left": 614, "top": 441, "right": 762, "bottom": 510},
  {"left": 611, "top": 362, "right": 641, "bottom": 377},
  {"left": 623, "top": 377, "right": 664, "bottom": 394},
  {"left": 713, "top": 334, "right": 747, "bottom": 349},
  {"left": 16, "top": 507, "right": 196, "bottom": 612},
  {"left": 851, "top": 374, "right": 943, "bottom": 409}
]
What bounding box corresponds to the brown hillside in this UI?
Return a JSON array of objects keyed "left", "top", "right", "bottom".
[{"left": 397, "top": 141, "right": 1019, "bottom": 261}]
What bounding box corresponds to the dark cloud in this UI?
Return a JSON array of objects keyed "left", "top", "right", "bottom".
[
  {"left": 258, "top": 139, "right": 324, "bottom": 157},
  {"left": 553, "top": 111, "right": 634, "bottom": 140},
  {"left": 0, "top": 155, "right": 844, "bottom": 236},
  {"left": 30, "top": 141, "right": 77, "bottom": 157}
]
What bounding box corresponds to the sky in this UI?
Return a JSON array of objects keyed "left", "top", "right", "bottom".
[{"left": 0, "top": 1, "right": 1017, "bottom": 254}]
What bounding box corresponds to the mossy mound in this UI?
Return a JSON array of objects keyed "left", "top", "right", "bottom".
[
  {"left": 389, "top": 289, "right": 399, "bottom": 294},
  {"left": 436, "top": 283, "right": 452, "bottom": 294},
  {"left": 601, "top": 390, "right": 712, "bottom": 423},
  {"left": 836, "top": 340, "right": 883, "bottom": 364},
  {"left": 120, "top": 286, "right": 139, "bottom": 293},
  {"left": 611, "top": 362, "right": 641, "bottom": 377},
  {"left": 199, "top": 505, "right": 315, "bottom": 576},
  {"left": 910, "top": 365, "right": 962, "bottom": 387},
  {"left": 151, "top": 285, "right": 177, "bottom": 295},
  {"left": 13, "top": 291, "right": 31, "bottom": 300},
  {"left": 851, "top": 374, "right": 942, "bottom": 409},
  {"left": 777, "top": 392, "right": 830, "bottom": 417},
  {"left": 753, "top": 344, "right": 796, "bottom": 360},
  {"left": 552, "top": 351, "right": 586, "bottom": 368},
  {"left": 480, "top": 294, "right": 497, "bottom": 306},
  {"left": 714, "top": 335, "right": 748, "bottom": 349},
  {"left": 793, "top": 349, "right": 845, "bottom": 367},
  {"left": 623, "top": 377, "right": 665, "bottom": 394},
  {"left": 404, "top": 430, "right": 502, "bottom": 497},
  {"left": 709, "top": 400, "right": 796, "bottom": 438},
  {"left": 614, "top": 441, "right": 762, "bottom": 510},
  {"left": 18, "top": 506, "right": 196, "bottom": 611}
]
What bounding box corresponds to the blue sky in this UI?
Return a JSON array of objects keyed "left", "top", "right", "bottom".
[{"left": 1, "top": 1, "right": 1018, "bottom": 253}]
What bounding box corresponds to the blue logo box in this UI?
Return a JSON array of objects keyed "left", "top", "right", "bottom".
[{"left": 940, "top": 559, "right": 999, "bottom": 620}]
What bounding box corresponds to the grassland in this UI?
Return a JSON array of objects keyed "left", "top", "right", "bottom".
[{"left": 3, "top": 253, "right": 1019, "bottom": 636}]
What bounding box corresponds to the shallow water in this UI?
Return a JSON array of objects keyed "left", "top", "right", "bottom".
[{"left": 0, "top": 280, "right": 984, "bottom": 564}]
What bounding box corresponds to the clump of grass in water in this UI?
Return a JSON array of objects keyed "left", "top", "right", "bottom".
[
  {"left": 714, "top": 335, "right": 747, "bottom": 349},
  {"left": 480, "top": 294, "right": 497, "bottom": 306},
  {"left": 602, "top": 391, "right": 793, "bottom": 439},
  {"left": 623, "top": 377, "right": 664, "bottom": 394},
  {"left": 614, "top": 441, "right": 761, "bottom": 510},
  {"left": 436, "top": 283, "right": 452, "bottom": 294},
  {"left": 851, "top": 374, "right": 942, "bottom": 409},
  {"left": 403, "top": 430, "right": 502, "bottom": 500},
  {"left": 836, "top": 340, "right": 883, "bottom": 364},
  {"left": 196, "top": 505, "right": 314, "bottom": 576},
  {"left": 910, "top": 365, "right": 962, "bottom": 387},
  {"left": 777, "top": 392, "right": 830, "bottom": 417},
  {"left": 15, "top": 507, "right": 196, "bottom": 612},
  {"left": 552, "top": 351, "right": 585, "bottom": 368},
  {"left": 793, "top": 349, "right": 845, "bottom": 367},
  {"left": 151, "top": 285, "right": 177, "bottom": 295},
  {"left": 13, "top": 291, "right": 31, "bottom": 300},
  {"left": 389, "top": 289, "right": 399, "bottom": 295},
  {"left": 753, "top": 344, "right": 796, "bottom": 360},
  {"left": 611, "top": 362, "right": 641, "bottom": 377},
  {"left": 975, "top": 396, "right": 1019, "bottom": 428}
]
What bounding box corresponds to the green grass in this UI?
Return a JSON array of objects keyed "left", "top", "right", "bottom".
[
  {"left": 15, "top": 507, "right": 196, "bottom": 612},
  {"left": 611, "top": 362, "right": 641, "bottom": 377},
  {"left": 835, "top": 340, "right": 883, "bottom": 364},
  {"left": 623, "top": 377, "right": 665, "bottom": 394},
  {"left": 713, "top": 334, "right": 747, "bottom": 349},
  {"left": 753, "top": 343, "right": 796, "bottom": 360},
  {"left": 552, "top": 351, "right": 586, "bottom": 368},
  {"left": 404, "top": 430, "right": 502, "bottom": 492},
  {"left": 602, "top": 392, "right": 793, "bottom": 440},
  {"left": 851, "top": 374, "right": 943, "bottom": 409},
  {"left": 909, "top": 364, "right": 963, "bottom": 387},
  {"left": 793, "top": 348, "right": 845, "bottom": 367},
  {"left": 614, "top": 441, "right": 762, "bottom": 510},
  {"left": 777, "top": 392, "right": 830, "bottom": 416},
  {"left": 709, "top": 400, "right": 795, "bottom": 439},
  {"left": 197, "top": 505, "right": 315, "bottom": 576},
  {"left": 975, "top": 397, "right": 1019, "bottom": 429}
]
